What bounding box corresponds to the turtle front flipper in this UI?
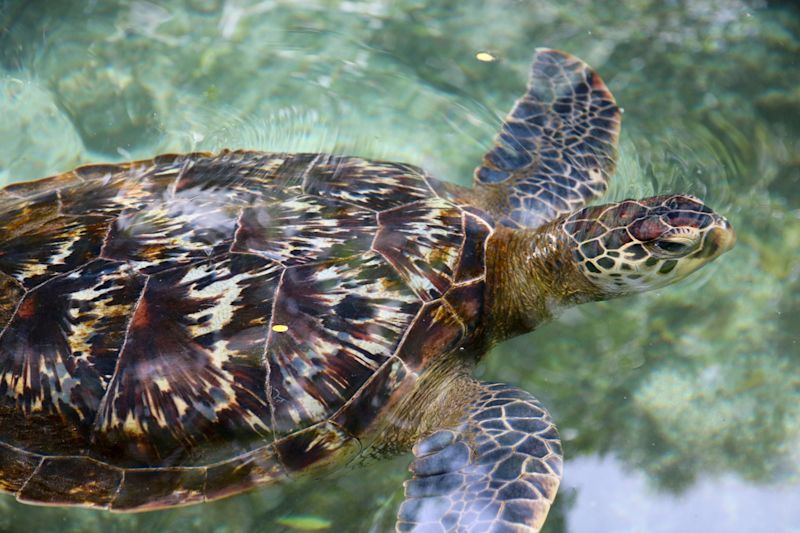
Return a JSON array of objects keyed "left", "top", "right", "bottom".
[
  {"left": 474, "top": 49, "right": 621, "bottom": 230},
  {"left": 397, "top": 382, "right": 562, "bottom": 532}
]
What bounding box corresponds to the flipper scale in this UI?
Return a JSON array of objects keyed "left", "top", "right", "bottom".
[
  {"left": 397, "top": 382, "right": 562, "bottom": 533},
  {"left": 474, "top": 49, "right": 621, "bottom": 229}
]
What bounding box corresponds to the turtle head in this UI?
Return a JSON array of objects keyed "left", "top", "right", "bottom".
[{"left": 562, "top": 195, "right": 735, "bottom": 297}]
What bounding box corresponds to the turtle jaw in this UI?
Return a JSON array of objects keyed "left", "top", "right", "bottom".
[{"left": 699, "top": 217, "right": 736, "bottom": 259}]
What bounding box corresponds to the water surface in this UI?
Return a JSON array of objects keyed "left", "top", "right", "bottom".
[{"left": 1, "top": 1, "right": 798, "bottom": 532}]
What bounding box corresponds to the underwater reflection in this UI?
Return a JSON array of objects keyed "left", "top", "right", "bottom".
[{"left": 563, "top": 455, "right": 800, "bottom": 533}]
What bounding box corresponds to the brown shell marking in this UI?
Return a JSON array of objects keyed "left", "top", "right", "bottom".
[
  {"left": 232, "top": 195, "right": 378, "bottom": 266},
  {"left": 267, "top": 252, "right": 420, "bottom": 434},
  {"left": 92, "top": 254, "right": 281, "bottom": 468},
  {"left": 0, "top": 151, "right": 494, "bottom": 510},
  {"left": 374, "top": 199, "right": 465, "bottom": 301}
]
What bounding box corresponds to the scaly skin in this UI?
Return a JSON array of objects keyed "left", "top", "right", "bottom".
[{"left": 482, "top": 222, "right": 600, "bottom": 342}]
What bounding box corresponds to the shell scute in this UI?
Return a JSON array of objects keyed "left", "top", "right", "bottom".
[
  {"left": 99, "top": 196, "right": 241, "bottom": 274},
  {"left": 231, "top": 194, "right": 377, "bottom": 266},
  {"left": 455, "top": 212, "right": 493, "bottom": 282},
  {"left": 111, "top": 467, "right": 206, "bottom": 511},
  {"left": 18, "top": 456, "right": 123, "bottom": 508},
  {"left": 0, "top": 272, "right": 23, "bottom": 333},
  {"left": 374, "top": 198, "right": 465, "bottom": 301},
  {"left": 93, "top": 254, "right": 281, "bottom": 468},
  {"left": 0, "top": 214, "right": 111, "bottom": 289},
  {"left": 332, "top": 357, "right": 410, "bottom": 438},
  {"left": 59, "top": 161, "right": 183, "bottom": 221},
  {"left": 444, "top": 280, "right": 486, "bottom": 333},
  {"left": 204, "top": 444, "right": 285, "bottom": 502},
  {"left": 0, "top": 441, "right": 39, "bottom": 495},
  {"left": 394, "top": 302, "right": 465, "bottom": 371},
  {"left": 267, "top": 252, "right": 421, "bottom": 434},
  {"left": 174, "top": 151, "right": 294, "bottom": 205},
  {"left": 59, "top": 176, "right": 153, "bottom": 218},
  {"left": 0, "top": 260, "right": 145, "bottom": 454},
  {"left": 274, "top": 421, "right": 360, "bottom": 474},
  {"left": 1, "top": 171, "right": 82, "bottom": 199},
  {"left": 302, "top": 156, "right": 433, "bottom": 211}
]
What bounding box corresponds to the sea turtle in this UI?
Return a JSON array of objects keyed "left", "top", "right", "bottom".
[{"left": 0, "top": 49, "right": 734, "bottom": 531}]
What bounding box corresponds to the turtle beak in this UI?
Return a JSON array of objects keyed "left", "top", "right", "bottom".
[{"left": 701, "top": 216, "right": 736, "bottom": 259}]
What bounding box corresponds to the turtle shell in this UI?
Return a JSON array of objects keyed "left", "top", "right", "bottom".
[{"left": 0, "top": 150, "right": 494, "bottom": 510}]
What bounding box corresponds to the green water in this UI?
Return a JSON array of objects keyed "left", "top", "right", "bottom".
[{"left": 0, "top": 1, "right": 798, "bottom": 532}]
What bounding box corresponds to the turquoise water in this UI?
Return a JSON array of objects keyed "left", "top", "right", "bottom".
[{"left": 1, "top": 1, "right": 798, "bottom": 532}]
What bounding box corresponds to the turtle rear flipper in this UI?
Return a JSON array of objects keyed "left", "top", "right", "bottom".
[
  {"left": 397, "top": 382, "right": 562, "bottom": 532},
  {"left": 474, "top": 48, "right": 621, "bottom": 230}
]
